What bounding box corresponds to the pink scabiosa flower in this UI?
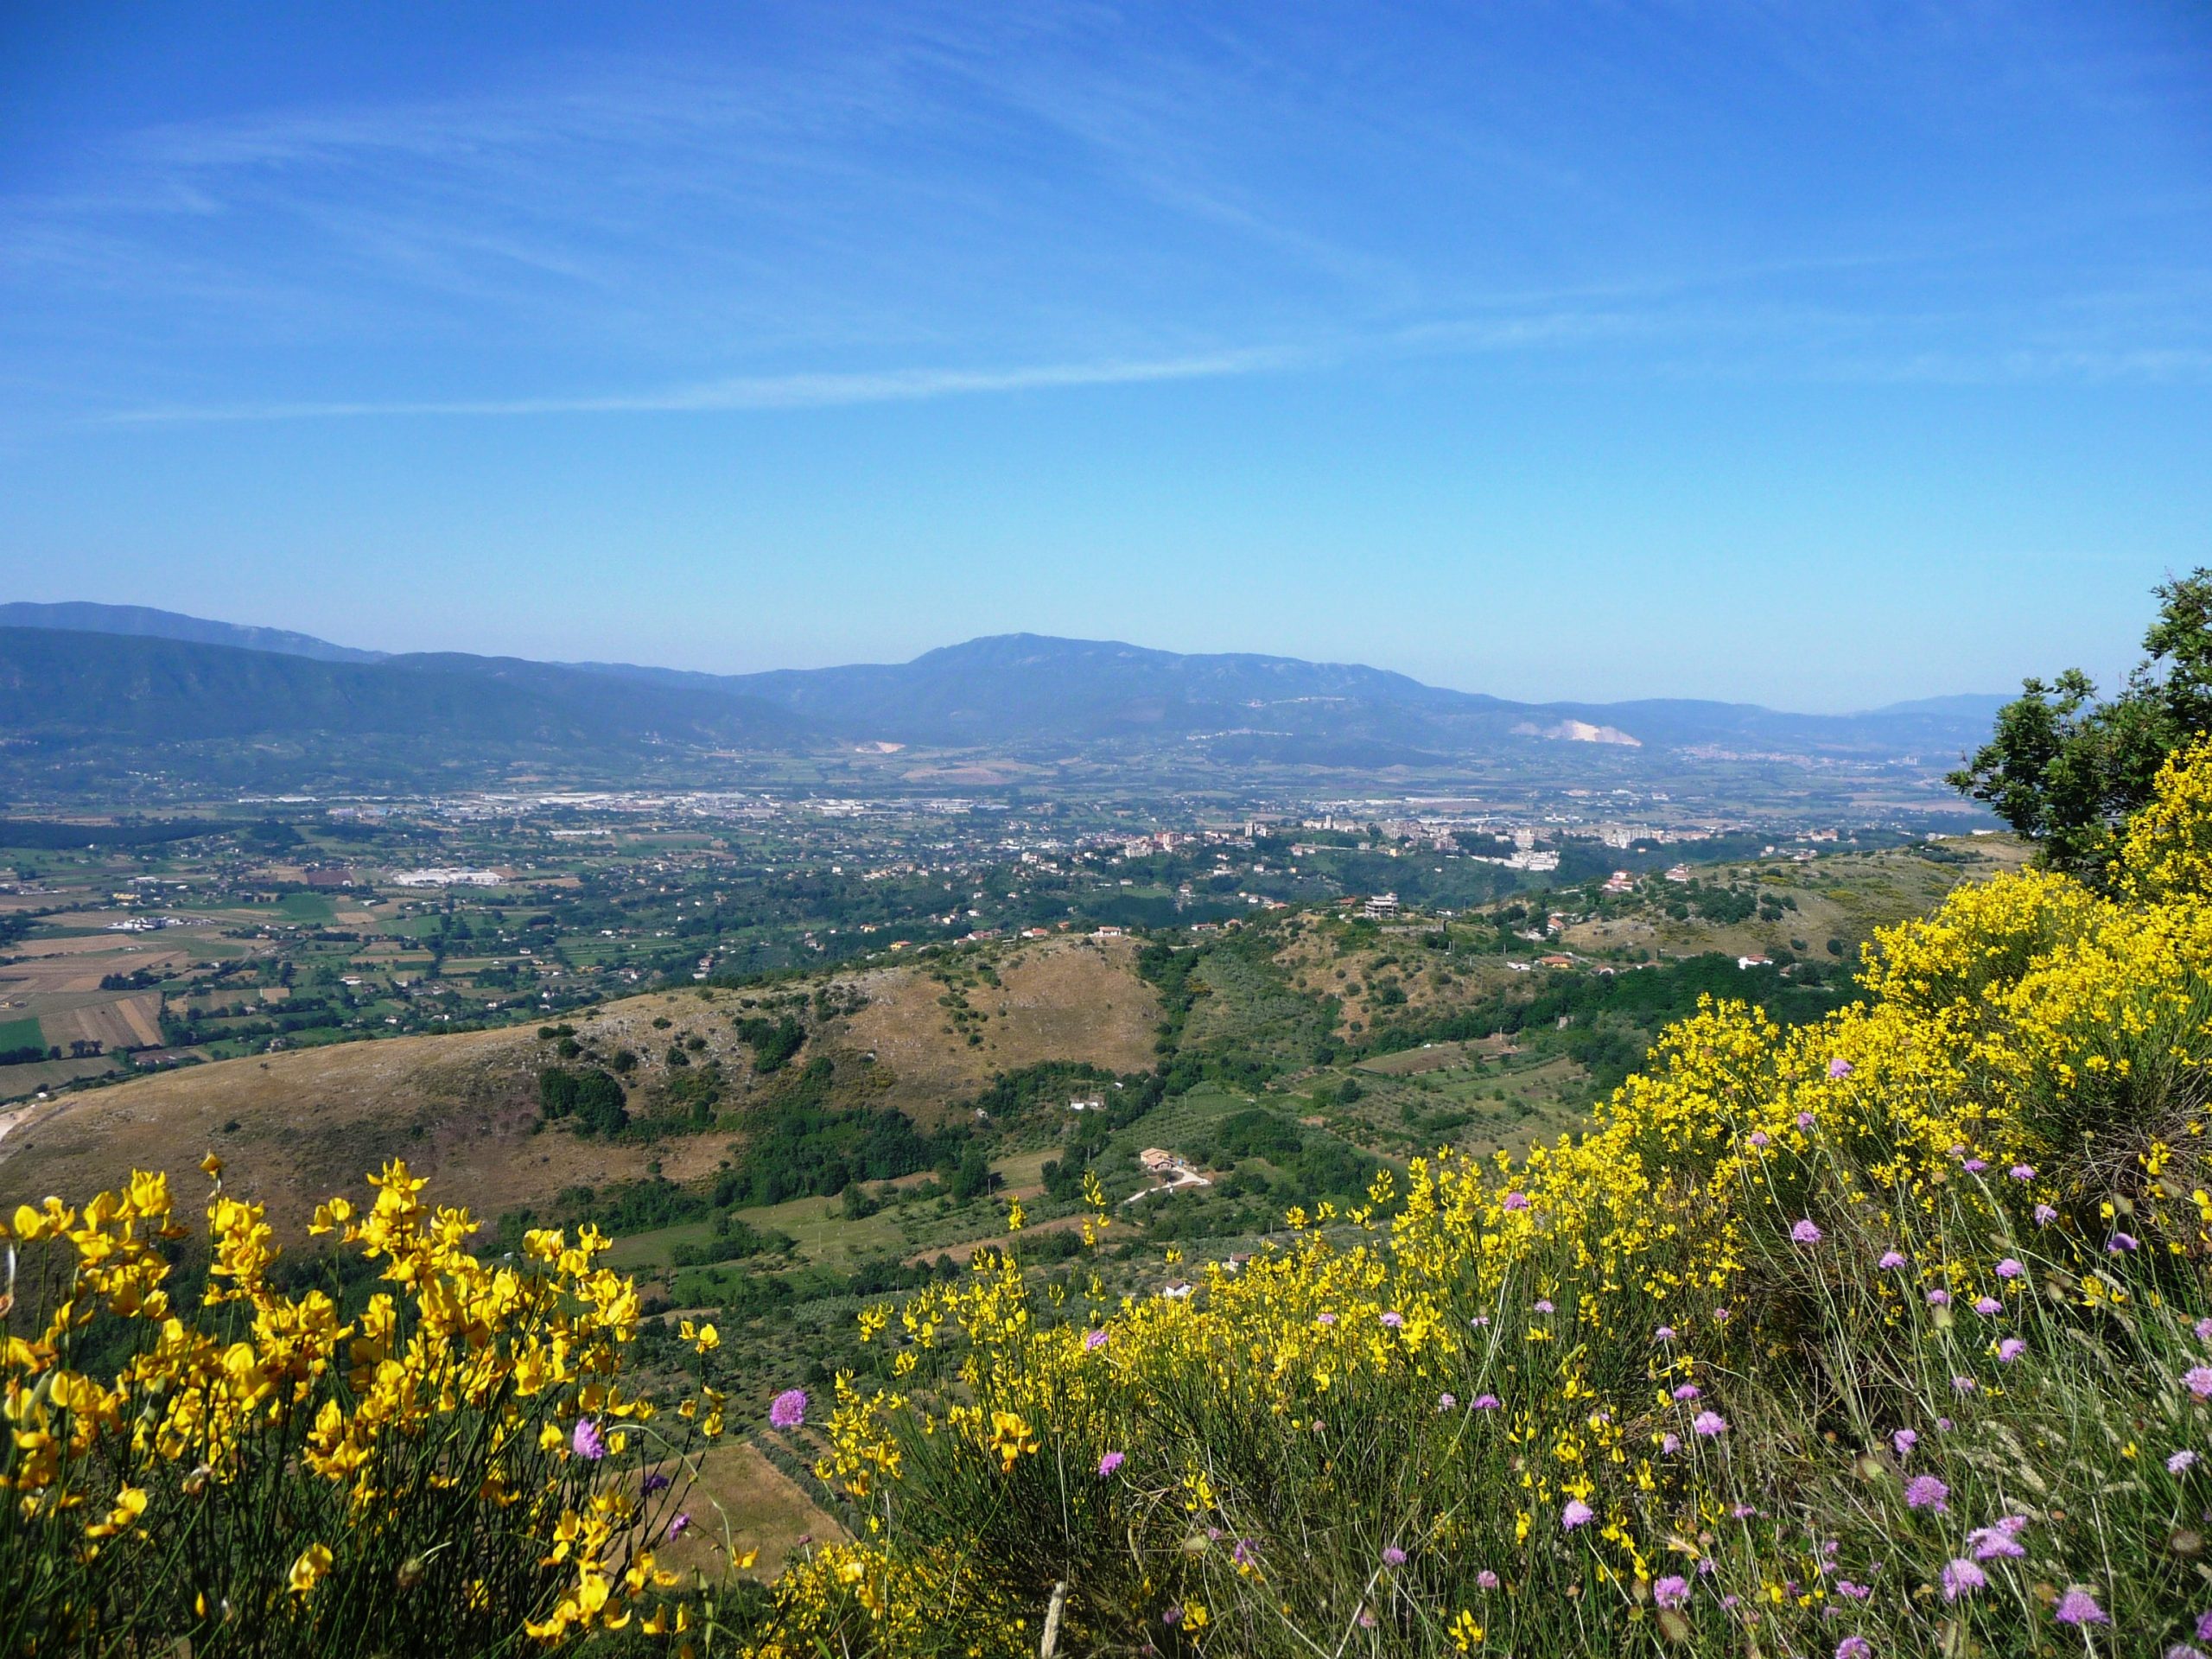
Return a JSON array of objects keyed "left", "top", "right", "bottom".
[
  {"left": 1951, "top": 1375, "right": 1977, "bottom": 1395},
  {"left": 1997, "top": 1338, "right": 2027, "bottom": 1363},
  {"left": 1661, "top": 1433, "right": 1682, "bottom": 1454},
  {"left": 2196, "top": 1317, "right": 2212, "bottom": 1344},
  {"left": 1904, "top": 1475, "right": 1948, "bottom": 1512},
  {"left": 1381, "top": 1310, "right": 1404, "bottom": 1329},
  {"left": 1892, "top": 1428, "right": 1918, "bottom": 1459},
  {"left": 2170, "top": 1449, "right": 2199, "bottom": 1474},
  {"left": 572, "top": 1419, "right": 607, "bottom": 1460},
  {"left": 1674, "top": 1384, "right": 1701, "bottom": 1402},
  {"left": 1972, "top": 1296, "right": 2000, "bottom": 1316},
  {"left": 1477, "top": 1570, "right": 1500, "bottom": 1590},
  {"left": 1654, "top": 1574, "right": 1691, "bottom": 1609},
  {"left": 1693, "top": 1411, "right": 1728, "bottom": 1438},
  {"left": 1436, "top": 1392, "right": 1457, "bottom": 1411},
  {"left": 1097, "top": 1451, "right": 1125, "bottom": 1478},
  {"left": 1791, "top": 1218, "right": 1823, "bottom": 1245},
  {"left": 1827, "top": 1058, "right": 1852, "bottom": 1079},
  {"left": 1941, "top": 1558, "right": 1986, "bottom": 1600},
  {"left": 1968, "top": 1517, "right": 2028, "bottom": 1560},
  {"left": 2110, "top": 1233, "right": 2140, "bottom": 1254},
  {"left": 1926, "top": 1288, "right": 1952, "bottom": 1306},
  {"left": 1561, "top": 1499, "right": 1594, "bottom": 1530},
  {"left": 1316, "top": 1312, "right": 1337, "bottom": 1325},
  {"left": 1963, "top": 1158, "right": 1988, "bottom": 1173},
  {"left": 1996, "top": 1257, "right": 2024, "bottom": 1279},
  {"left": 1382, "top": 1546, "right": 1408, "bottom": 1567},
  {"left": 1472, "top": 1394, "right": 1502, "bottom": 1410},
  {"left": 1655, "top": 1325, "right": 1676, "bottom": 1342},
  {"left": 2053, "top": 1588, "right": 2109, "bottom": 1627},
  {"left": 2034, "top": 1203, "right": 2058, "bottom": 1224},
  {"left": 768, "top": 1389, "right": 808, "bottom": 1431},
  {"left": 1084, "top": 1328, "right": 1109, "bottom": 1350},
  {"left": 1747, "top": 1131, "right": 1770, "bottom": 1148},
  {"left": 2009, "top": 1164, "right": 2035, "bottom": 1180},
  {"left": 2189, "top": 1366, "right": 2212, "bottom": 1402},
  {"left": 1534, "top": 1299, "right": 1555, "bottom": 1313},
  {"left": 1878, "top": 1250, "right": 1908, "bottom": 1270},
  {"left": 666, "top": 1511, "right": 691, "bottom": 1541},
  {"left": 1835, "top": 1637, "right": 1873, "bottom": 1659},
  {"left": 1796, "top": 1111, "right": 1817, "bottom": 1131},
  {"left": 1502, "top": 1191, "right": 1529, "bottom": 1211}
]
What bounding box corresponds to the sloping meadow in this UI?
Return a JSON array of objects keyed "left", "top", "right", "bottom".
[{"left": 747, "top": 745, "right": 2212, "bottom": 1656}]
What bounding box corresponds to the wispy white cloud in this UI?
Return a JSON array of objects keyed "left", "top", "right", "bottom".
[{"left": 99, "top": 345, "right": 1308, "bottom": 424}]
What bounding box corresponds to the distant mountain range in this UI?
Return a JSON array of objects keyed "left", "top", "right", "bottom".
[{"left": 0, "top": 601, "right": 2011, "bottom": 790}]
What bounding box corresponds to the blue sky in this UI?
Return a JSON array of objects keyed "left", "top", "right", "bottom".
[{"left": 1, "top": 1, "right": 2208, "bottom": 709}]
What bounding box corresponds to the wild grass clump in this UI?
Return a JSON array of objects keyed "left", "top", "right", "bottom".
[
  {"left": 1, "top": 1158, "right": 721, "bottom": 1656},
  {"left": 735, "top": 742, "right": 2212, "bottom": 1656}
]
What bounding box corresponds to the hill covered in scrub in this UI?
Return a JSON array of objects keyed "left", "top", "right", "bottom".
[{"left": 729, "top": 743, "right": 2212, "bottom": 1656}]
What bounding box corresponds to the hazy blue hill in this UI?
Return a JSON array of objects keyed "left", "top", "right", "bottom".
[
  {"left": 0, "top": 629, "right": 814, "bottom": 748},
  {"left": 0, "top": 601, "right": 388, "bottom": 664}
]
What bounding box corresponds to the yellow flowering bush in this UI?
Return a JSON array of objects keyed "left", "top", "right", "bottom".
[
  {"left": 732, "top": 746, "right": 2212, "bottom": 1656},
  {"left": 2, "top": 1157, "right": 713, "bottom": 1656}
]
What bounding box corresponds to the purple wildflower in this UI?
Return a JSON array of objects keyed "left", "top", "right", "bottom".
[
  {"left": 1381, "top": 1310, "right": 1404, "bottom": 1329},
  {"left": 1477, "top": 1570, "right": 1500, "bottom": 1590},
  {"left": 1963, "top": 1158, "right": 1988, "bottom": 1173},
  {"left": 2053, "top": 1588, "right": 2108, "bottom": 1627},
  {"left": 1561, "top": 1499, "right": 1594, "bottom": 1529},
  {"left": 1941, "top": 1558, "right": 1986, "bottom": 1600},
  {"left": 1231, "top": 1538, "right": 1259, "bottom": 1567},
  {"left": 2110, "top": 1233, "right": 2140, "bottom": 1254},
  {"left": 2200, "top": 1611, "right": 2212, "bottom": 1641},
  {"left": 1382, "top": 1546, "right": 1408, "bottom": 1567},
  {"left": 2009, "top": 1164, "right": 2035, "bottom": 1181},
  {"left": 1837, "top": 1581, "right": 1871, "bottom": 1601},
  {"left": 1085, "top": 1328, "right": 1109, "bottom": 1350},
  {"left": 1661, "top": 1433, "right": 1682, "bottom": 1454},
  {"left": 572, "top": 1419, "right": 607, "bottom": 1461},
  {"left": 1502, "top": 1191, "right": 1529, "bottom": 1211},
  {"left": 1674, "top": 1384, "right": 1702, "bottom": 1402},
  {"left": 1968, "top": 1518, "right": 2028, "bottom": 1560},
  {"left": 1534, "top": 1299, "right": 1555, "bottom": 1313},
  {"left": 1996, "top": 1257, "right": 2024, "bottom": 1279},
  {"left": 1952, "top": 1376, "right": 1977, "bottom": 1394},
  {"left": 1827, "top": 1058, "right": 1853, "bottom": 1079},
  {"left": 1936, "top": 1416, "right": 1954, "bottom": 1431},
  {"left": 666, "top": 1511, "right": 691, "bottom": 1540},
  {"left": 2169, "top": 1449, "right": 2198, "bottom": 1474},
  {"left": 1693, "top": 1411, "right": 1728, "bottom": 1438},
  {"left": 1748, "top": 1131, "right": 1770, "bottom": 1148},
  {"left": 1796, "top": 1111, "right": 1817, "bottom": 1131},
  {"left": 1472, "top": 1394, "right": 1502, "bottom": 1410},
  {"left": 1878, "top": 1250, "right": 1908, "bottom": 1270},
  {"left": 1437, "top": 1392, "right": 1457, "bottom": 1411},
  {"left": 1927, "top": 1288, "right": 1951, "bottom": 1306},
  {"left": 1792, "top": 1218, "right": 1823, "bottom": 1245},
  {"left": 1997, "top": 1338, "right": 2027, "bottom": 1363},
  {"left": 2034, "top": 1204, "right": 2058, "bottom": 1224},
  {"left": 1974, "top": 1296, "right": 2002, "bottom": 1315},
  {"left": 1904, "top": 1475, "right": 1949, "bottom": 1512},
  {"left": 641, "top": 1471, "right": 671, "bottom": 1494},
  {"left": 1316, "top": 1312, "right": 1337, "bottom": 1325},
  {"left": 768, "top": 1389, "right": 808, "bottom": 1431},
  {"left": 2196, "top": 1318, "right": 2212, "bottom": 1344},
  {"left": 2187, "top": 1365, "right": 2212, "bottom": 1401},
  {"left": 1892, "top": 1428, "right": 1917, "bottom": 1459},
  {"left": 1655, "top": 1325, "right": 1676, "bottom": 1342},
  {"left": 1098, "top": 1451, "right": 1125, "bottom": 1477},
  {"left": 1654, "top": 1574, "right": 1691, "bottom": 1609},
  {"left": 1835, "top": 1638, "right": 1872, "bottom": 1659}
]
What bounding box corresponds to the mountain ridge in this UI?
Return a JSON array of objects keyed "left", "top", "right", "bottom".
[{"left": 1, "top": 606, "right": 2011, "bottom": 785}]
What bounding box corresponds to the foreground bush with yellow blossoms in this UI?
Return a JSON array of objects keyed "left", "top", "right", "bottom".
[
  {"left": 2, "top": 1154, "right": 724, "bottom": 1656},
  {"left": 740, "top": 744, "right": 2212, "bottom": 1656}
]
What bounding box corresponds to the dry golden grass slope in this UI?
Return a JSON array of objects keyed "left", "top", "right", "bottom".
[{"left": 0, "top": 938, "right": 1158, "bottom": 1227}]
